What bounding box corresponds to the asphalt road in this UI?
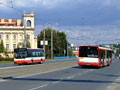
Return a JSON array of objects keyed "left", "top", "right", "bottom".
[
  {"left": 0, "top": 59, "right": 75, "bottom": 68},
  {"left": 0, "top": 59, "right": 120, "bottom": 90}
]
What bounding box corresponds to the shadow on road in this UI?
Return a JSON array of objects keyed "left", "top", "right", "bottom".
[
  {"left": 72, "top": 66, "right": 99, "bottom": 69},
  {"left": 1, "top": 76, "right": 120, "bottom": 84},
  {"left": 92, "top": 73, "right": 120, "bottom": 78}
]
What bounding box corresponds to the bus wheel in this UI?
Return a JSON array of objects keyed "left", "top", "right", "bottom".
[
  {"left": 99, "top": 62, "right": 103, "bottom": 68},
  {"left": 40, "top": 60, "right": 43, "bottom": 64},
  {"left": 107, "top": 61, "right": 111, "bottom": 66},
  {"left": 31, "top": 59, "right": 34, "bottom": 64}
]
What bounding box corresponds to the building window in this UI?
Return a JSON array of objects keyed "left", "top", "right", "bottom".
[
  {"left": 6, "top": 44, "right": 9, "bottom": 49},
  {"left": 13, "top": 44, "right": 16, "bottom": 49},
  {"left": 13, "top": 35, "right": 16, "bottom": 40},
  {"left": 20, "top": 35, "right": 23, "bottom": 40},
  {"left": 8, "top": 24, "right": 14, "bottom": 26},
  {"left": 27, "top": 20, "right": 31, "bottom": 27},
  {"left": 27, "top": 35, "right": 30, "bottom": 40},
  {"left": 6, "top": 35, "right": 9, "bottom": 40}
]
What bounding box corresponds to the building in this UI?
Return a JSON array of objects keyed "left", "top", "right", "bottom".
[
  {"left": 71, "top": 45, "right": 79, "bottom": 56},
  {"left": 0, "top": 12, "right": 37, "bottom": 58}
]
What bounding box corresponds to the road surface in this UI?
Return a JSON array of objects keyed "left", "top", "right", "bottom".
[{"left": 0, "top": 59, "right": 120, "bottom": 90}]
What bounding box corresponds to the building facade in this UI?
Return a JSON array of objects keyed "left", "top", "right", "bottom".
[{"left": 0, "top": 12, "right": 37, "bottom": 58}]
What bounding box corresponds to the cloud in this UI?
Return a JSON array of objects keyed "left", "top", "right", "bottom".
[
  {"left": 0, "top": 0, "right": 87, "bottom": 9},
  {"left": 1, "top": 0, "right": 120, "bottom": 10},
  {"left": 0, "top": 0, "right": 11, "bottom": 10},
  {"left": 34, "top": 24, "right": 120, "bottom": 45}
]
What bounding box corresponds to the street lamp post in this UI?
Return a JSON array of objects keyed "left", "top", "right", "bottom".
[
  {"left": 51, "top": 30, "right": 53, "bottom": 60},
  {"left": 67, "top": 38, "right": 69, "bottom": 57},
  {"left": 23, "top": 19, "right": 26, "bottom": 48},
  {"left": 43, "top": 30, "right": 45, "bottom": 58}
]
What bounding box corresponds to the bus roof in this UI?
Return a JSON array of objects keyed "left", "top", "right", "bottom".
[
  {"left": 98, "top": 47, "right": 112, "bottom": 51},
  {"left": 79, "top": 45, "right": 112, "bottom": 51},
  {"left": 14, "top": 48, "right": 44, "bottom": 50},
  {"left": 27, "top": 48, "right": 44, "bottom": 50}
]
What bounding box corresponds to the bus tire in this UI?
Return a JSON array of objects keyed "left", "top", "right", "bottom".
[
  {"left": 108, "top": 60, "right": 111, "bottom": 66},
  {"left": 99, "top": 60, "right": 103, "bottom": 68},
  {"left": 40, "top": 59, "right": 43, "bottom": 64},
  {"left": 99, "top": 63, "right": 102, "bottom": 68},
  {"left": 31, "top": 59, "right": 34, "bottom": 64}
]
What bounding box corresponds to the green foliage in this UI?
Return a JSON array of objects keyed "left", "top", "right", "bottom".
[
  {"left": 114, "top": 44, "right": 120, "bottom": 56},
  {"left": 0, "top": 58, "right": 14, "bottom": 61},
  {"left": 37, "top": 28, "right": 70, "bottom": 59},
  {"left": 17, "top": 34, "right": 31, "bottom": 48},
  {"left": 26, "top": 34, "right": 31, "bottom": 48},
  {"left": 17, "top": 42, "right": 23, "bottom": 48},
  {"left": 69, "top": 49, "right": 73, "bottom": 56},
  {"left": 0, "top": 40, "right": 5, "bottom": 53},
  {"left": 26, "top": 41, "right": 31, "bottom": 48}
]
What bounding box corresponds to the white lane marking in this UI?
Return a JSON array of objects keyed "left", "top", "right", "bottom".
[
  {"left": 90, "top": 69, "right": 94, "bottom": 71},
  {"left": 67, "top": 76, "right": 75, "bottom": 79},
  {"left": 52, "top": 81, "right": 60, "bottom": 84},
  {"left": 0, "top": 60, "right": 75, "bottom": 70},
  {"left": 112, "top": 83, "right": 116, "bottom": 85},
  {"left": 106, "top": 76, "right": 120, "bottom": 90},
  {"left": 107, "top": 85, "right": 112, "bottom": 89},
  {"left": 0, "top": 66, "right": 74, "bottom": 82},
  {"left": 77, "top": 73, "right": 83, "bottom": 76},
  {"left": 0, "top": 80, "right": 6, "bottom": 82},
  {"left": 85, "top": 71, "right": 89, "bottom": 73},
  {"left": 29, "top": 84, "right": 48, "bottom": 90},
  {"left": 116, "top": 78, "right": 120, "bottom": 81},
  {"left": 0, "top": 64, "right": 43, "bottom": 70},
  {"left": 28, "top": 68, "right": 95, "bottom": 90},
  {"left": 17, "top": 67, "right": 73, "bottom": 78},
  {"left": 76, "top": 70, "right": 94, "bottom": 76}
]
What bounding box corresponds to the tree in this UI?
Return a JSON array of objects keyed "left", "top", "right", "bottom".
[
  {"left": 0, "top": 40, "right": 8, "bottom": 58},
  {"left": 0, "top": 40, "right": 5, "bottom": 53},
  {"left": 26, "top": 34, "right": 31, "bottom": 48},
  {"left": 17, "top": 34, "right": 31, "bottom": 48},
  {"left": 37, "top": 28, "right": 69, "bottom": 59}
]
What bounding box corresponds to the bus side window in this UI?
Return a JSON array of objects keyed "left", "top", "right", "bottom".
[
  {"left": 28, "top": 52, "right": 32, "bottom": 57},
  {"left": 36, "top": 52, "right": 39, "bottom": 57},
  {"left": 40, "top": 51, "right": 44, "bottom": 57},
  {"left": 38, "top": 52, "right": 41, "bottom": 57},
  {"left": 32, "top": 52, "right": 36, "bottom": 57}
]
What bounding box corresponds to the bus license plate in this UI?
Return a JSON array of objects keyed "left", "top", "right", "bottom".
[{"left": 86, "top": 64, "right": 90, "bottom": 66}]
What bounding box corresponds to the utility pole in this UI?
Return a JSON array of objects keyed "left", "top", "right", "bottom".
[
  {"left": 43, "top": 29, "right": 45, "bottom": 58},
  {"left": 51, "top": 30, "right": 53, "bottom": 60},
  {"left": 23, "top": 19, "right": 26, "bottom": 48},
  {"left": 67, "top": 40, "right": 69, "bottom": 57}
]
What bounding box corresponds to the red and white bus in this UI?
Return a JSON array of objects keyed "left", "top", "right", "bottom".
[
  {"left": 14, "top": 48, "right": 45, "bottom": 65},
  {"left": 78, "top": 46, "right": 112, "bottom": 67}
]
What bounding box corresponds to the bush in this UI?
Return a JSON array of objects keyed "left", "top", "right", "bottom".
[{"left": 0, "top": 58, "right": 14, "bottom": 61}]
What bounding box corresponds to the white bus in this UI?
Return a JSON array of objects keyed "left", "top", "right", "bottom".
[
  {"left": 14, "top": 48, "right": 45, "bottom": 65},
  {"left": 78, "top": 46, "right": 112, "bottom": 68}
]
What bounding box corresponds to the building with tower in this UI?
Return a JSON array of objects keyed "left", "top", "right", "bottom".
[{"left": 0, "top": 12, "right": 37, "bottom": 58}]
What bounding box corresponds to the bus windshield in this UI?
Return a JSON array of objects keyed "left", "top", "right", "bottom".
[
  {"left": 14, "top": 52, "right": 27, "bottom": 59},
  {"left": 14, "top": 48, "right": 27, "bottom": 59},
  {"left": 79, "top": 47, "right": 98, "bottom": 58}
]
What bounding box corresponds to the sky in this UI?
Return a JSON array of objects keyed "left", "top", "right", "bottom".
[{"left": 1, "top": 0, "right": 120, "bottom": 46}]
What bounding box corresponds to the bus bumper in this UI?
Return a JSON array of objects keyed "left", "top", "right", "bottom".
[{"left": 78, "top": 62, "right": 99, "bottom": 67}]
